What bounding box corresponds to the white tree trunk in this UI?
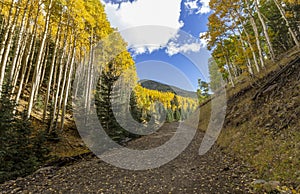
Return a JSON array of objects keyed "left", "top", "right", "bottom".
[
  {"left": 61, "top": 40, "right": 76, "bottom": 130},
  {"left": 11, "top": 16, "right": 32, "bottom": 95},
  {"left": 49, "top": 32, "right": 69, "bottom": 131},
  {"left": 273, "top": 0, "right": 299, "bottom": 47},
  {"left": 249, "top": 16, "right": 265, "bottom": 68},
  {"left": 43, "top": 23, "right": 62, "bottom": 120},
  {"left": 9, "top": 0, "right": 30, "bottom": 83},
  {"left": 0, "top": 6, "right": 19, "bottom": 96},
  {"left": 0, "top": 0, "right": 14, "bottom": 65},
  {"left": 255, "top": 0, "right": 275, "bottom": 61},
  {"left": 15, "top": 20, "right": 38, "bottom": 105},
  {"left": 233, "top": 10, "right": 261, "bottom": 73},
  {"left": 27, "top": 0, "right": 53, "bottom": 118}
]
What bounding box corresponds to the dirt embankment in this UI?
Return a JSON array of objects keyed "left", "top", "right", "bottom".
[{"left": 218, "top": 55, "right": 300, "bottom": 190}]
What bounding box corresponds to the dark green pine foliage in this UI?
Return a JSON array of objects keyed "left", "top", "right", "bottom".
[
  {"left": 166, "top": 108, "right": 174, "bottom": 122},
  {"left": 174, "top": 109, "right": 181, "bottom": 121},
  {"left": 165, "top": 95, "right": 186, "bottom": 122},
  {"left": 197, "top": 79, "right": 210, "bottom": 103},
  {"left": 129, "top": 91, "right": 143, "bottom": 124},
  {"left": 171, "top": 95, "right": 181, "bottom": 121},
  {"left": 95, "top": 63, "right": 141, "bottom": 142},
  {"left": 96, "top": 69, "right": 122, "bottom": 141},
  {"left": 0, "top": 85, "right": 48, "bottom": 183}
]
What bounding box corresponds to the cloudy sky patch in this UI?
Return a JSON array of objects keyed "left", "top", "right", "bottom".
[
  {"left": 101, "top": 0, "right": 212, "bottom": 89},
  {"left": 102, "top": 0, "right": 210, "bottom": 55}
]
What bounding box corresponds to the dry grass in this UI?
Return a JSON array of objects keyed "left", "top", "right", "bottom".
[{"left": 197, "top": 47, "right": 300, "bottom": 189}]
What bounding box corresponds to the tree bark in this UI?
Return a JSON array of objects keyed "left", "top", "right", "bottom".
[
  {"left": 49, "top": 30, "right": 70, "bottom": 132},
  {"left": 43, "top": 22, "right": 62, "bottom": 120},
  {"left": 255, "top": 0, "right": 275, "bottom": 61},
  {"left": 27, "top": 0, "right": 53, "bottom": 118},
  {"left": 15, "top": 17, "right": 39, "bottom": 105},
  {"left": 61, "top": 39, "right": 76, "bottom": 130},
  {"left": 249, "top": 16, "right": 265, "bottom": 68},
  {"left": 0, "top": 0, "right": 15, "bottom": 65},
  {"left": 233, "top": 9, "right": 261, "bottom": 73},
  {"left": 245, "top": 0, "right": 265, "bottom": 68},
  {"left": 0, "top": 5, "right": 20, "bottom": 96},
  {"left": 273, "top": 0, "right": 299, "bottom": 47},
  {"left": 9, "top": 0, "right": 30, "bottom": 84}
]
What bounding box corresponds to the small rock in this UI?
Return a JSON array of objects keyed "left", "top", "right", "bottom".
[
  {"left": 268, "top": 180, "right": 280, "bottom": 188},
  {"left": 254, "top": 145, "right": 263, "bottom": 153},
  {"left": 252, "top": 179, "right": 266, "bottom": 185},
  {"left": 251, "top": 179, "right": 267, "bottom": 191},
  {"left": 263, "top": 181, "right": 280, "bottom": 192},
  {"left": 11, "top": 187, "right": 22, "bottom": 193}
]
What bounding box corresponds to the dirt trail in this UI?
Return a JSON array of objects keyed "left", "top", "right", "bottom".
[{"left": 1, "top": 122, "right": 255, "bottom": 193}]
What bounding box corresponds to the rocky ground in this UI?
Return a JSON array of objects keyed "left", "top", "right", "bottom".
[{"left": 0, "top": 122, "right": 256, "bottom": 193}]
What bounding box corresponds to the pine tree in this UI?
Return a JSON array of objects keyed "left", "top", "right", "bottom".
[
  {"left": 129, "top": 90, "right": 143, "bottom": 124},
  {"left": 96, "top": 65, "right": 121, "bottom": 141},
  {"left": 0, "top": 85, "right": 48, "bottom": 183}
]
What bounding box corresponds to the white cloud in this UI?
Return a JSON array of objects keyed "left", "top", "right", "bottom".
[
  {"left": 199, "top": 32, "right": 209, "bottom": 48},
  {"left": 166, "top": 41, "right": 202, "bottom": 56},
  {"left": 197, "top": 0, "right": 211, "bottom": 14},
  {"left": 184, "top": 0, "right": 198, "bottom": 15},
  {"left": 120, "top": 25, "right": 180, "bottom": 56},
  {"left": 130, "top": 45, "right": 161, "bottom": 56},
  {"left": 184, "top": 0, "right": 211, "bottom": 15},
  {"left": 185, "top": 0, "right": 198, "bottom": 10},
  {"left": 165, "top": 31, "right": 208, "bottom": 56},
  {"left": 102, "top": 0, "right": 183, "bottom": 54}
]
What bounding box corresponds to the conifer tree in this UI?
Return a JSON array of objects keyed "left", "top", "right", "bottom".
[{"left": 0, "top": 85, "right": 47, "bottom": 183}]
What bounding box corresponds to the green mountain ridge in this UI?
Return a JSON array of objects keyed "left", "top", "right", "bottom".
[{"left": 139, "top": 80, "right": 198, "bottom": 99}]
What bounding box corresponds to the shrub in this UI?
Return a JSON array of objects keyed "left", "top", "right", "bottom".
[{"left": 0, "top": 86, "right": 48, "bottom": 183}]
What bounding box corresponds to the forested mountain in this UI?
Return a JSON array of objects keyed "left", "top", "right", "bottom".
[
  {"left": 139, "top": 80, "right": 198, "bottom": 99},
  {"left": 134, "top": 84, "right": 198, "bottom": 123}
]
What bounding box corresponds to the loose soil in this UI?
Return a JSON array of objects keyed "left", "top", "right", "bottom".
[{"left": 0, "top": 122, "right": 255, "bottom": 193}]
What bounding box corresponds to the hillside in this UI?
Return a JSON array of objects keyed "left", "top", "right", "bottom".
[
  {"left": 198, "top": 50, "right": 300, "bottom": 192},
  {"left": 139, "top": 80, "right": 198, "bottom": 99},
  {"left": 220, "top": 56, "right": 300, "bottom": 190}
]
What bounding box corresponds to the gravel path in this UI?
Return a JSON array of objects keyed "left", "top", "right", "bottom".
[{"left": 1, "top": 122, "right": 255, "bottom": 193}]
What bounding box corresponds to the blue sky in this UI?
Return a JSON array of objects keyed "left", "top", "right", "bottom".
[{"left": 101, "top": 0, "right": 211, "bottom": 91}]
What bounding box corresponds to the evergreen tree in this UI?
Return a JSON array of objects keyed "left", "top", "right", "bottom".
[
  {"left": 171, "top": 95, "right": 181, "bottom": 121},
  {"left": 197, "top": 79, "right": 210, "bottom": 103},
  {"left": 95, "top": 63, "right": 125, "bottom": 142},
  {"left": 166, "top": 108, "right": 174, "bottom": 122},
  {"left": 0, "top": 85, "right": 48, "bottom": 183},
  {"left": 129, "top": 90, "right": 143, "bottom": 124},
  {"left": 95, "top": 62, "right": 141, "bottom": 142}
]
